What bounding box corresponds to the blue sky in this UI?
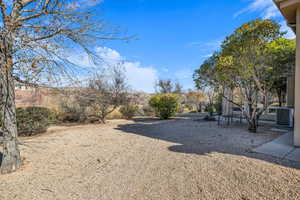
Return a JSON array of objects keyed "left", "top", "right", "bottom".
[{"left": 81, "top": 0, "right": 295, "bottom": 92}]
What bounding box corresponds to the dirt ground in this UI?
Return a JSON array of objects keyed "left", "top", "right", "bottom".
[{"left": 1, "top": 115, "right": 300, "bottom": 200}]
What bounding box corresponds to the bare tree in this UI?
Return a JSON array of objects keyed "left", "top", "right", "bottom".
[
  {"left": 0, "top": 0, "right": 126, "bottom": 173},
  {"left": 173, "top": 81, "right": 183, "bottom": 94},
  {"left": 185, "top": 90, "right": 205, "bottom": 112},
  {"left": 156, "top": 79, "right": 183, "bottom": 94},
  {"left": 156, "top": 79, "right": 173, "bottom": 93},
  {"left": 76, "top": 67, "right": 128, "bottom": 123}
]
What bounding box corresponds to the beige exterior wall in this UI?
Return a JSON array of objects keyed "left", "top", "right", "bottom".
[
  {"left": 294, "top": 8, "right": 300, "bottom": 146},
  {"left": 287, "top": 75, "right": 295, "bottom": 107},
  {"left": 274, "top": 0, "right": 300, "bottom": 146}
]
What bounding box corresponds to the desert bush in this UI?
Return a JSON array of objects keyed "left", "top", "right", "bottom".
[
  {"left": 58, "top": 102, "right": 86, "bottom": 123},
  {"left": 16, "top": 107, "right": 54, "bottom": 136},
  {"left": 120, "top": 105, "right": 139, "bottom": 119},
  {"left": 106, "top": 109, "right": 123, "bottom": 120},
  {"left": 189, "top": 110, "right": 197, "bottom": 113},
  {"left": 149, "top": 94, "right": 179, "bottom": 119},
  {"left": 177, "top": 104, "right": 185, "bottom": 114},
  {"left": 185, "top": 104, "right": 194, "bottom": 111},
  {"left": 75, "top": 67, "right": 129, "bottom": 123},
  {"left": 141, "top": 105, "right": 155, "bottom": 116}
]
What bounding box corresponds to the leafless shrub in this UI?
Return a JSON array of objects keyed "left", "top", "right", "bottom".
[{"left": 75, "top": 66, "right": 129, "bottom": 123}]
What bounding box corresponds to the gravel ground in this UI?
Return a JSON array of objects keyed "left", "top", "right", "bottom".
[{"left": 1, "top": 116, "right": 300, "bottom": 200}]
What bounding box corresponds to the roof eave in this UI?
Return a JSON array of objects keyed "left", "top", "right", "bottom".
[{"left": 273, "top": 0, "right": 297, "bottom": 33}]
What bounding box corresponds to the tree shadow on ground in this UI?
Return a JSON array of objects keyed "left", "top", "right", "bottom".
[{"left": 115, "top": 115, "right": 300, "bottom": 170}]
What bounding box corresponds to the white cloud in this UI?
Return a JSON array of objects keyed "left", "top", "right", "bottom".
[
  {"left": 123, "top": 62, "right": 158, "bottom": 93},
  {"left": 95, "top": 46, "right": 123, "bottom": 64},
  {"left": 67, "top": 47, "right": 158, "bottom": 93},
  {"left": 68, "top": 0, "right": 104, "bottom": 9},
  {"left": 66, "top": 50, "right": 93, "bottom": 68},
  {"left": 234, "top": 0, "right": 280, "bottom": 19},
  {"left": 95, "top": 47, "right": 158, "bottom": 92}
]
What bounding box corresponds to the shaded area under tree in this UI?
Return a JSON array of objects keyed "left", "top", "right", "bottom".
[{"left": 115, "top": 115, "right": 300, "bottom": 170}]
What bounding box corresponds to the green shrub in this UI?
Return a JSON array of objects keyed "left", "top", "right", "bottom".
[
  {"left": 0, "top": 107, "right": 55, "bottom": 136},
  {"left": 149, "top": 94, "right": 179, "bottom": 120},
  {"left": 120, "top": 105, "right": 139, "bottom": 119},
  {"left": 205, "top": 104, "right": 215, "bottom": 116},
  {"left": 16, "top": 107, "right": 54, "bottom": 136}
]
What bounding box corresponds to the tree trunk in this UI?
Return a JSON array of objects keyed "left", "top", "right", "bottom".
[
  {"left": 247, "top": 103, "right": 257, "bottom": 133},
  {"left": 277, "top": 89, "right": 282, "bottom": 107},
  {"left": 198, "top": 103, "right": 202, "bottom": 113},
  {"left": 0, "top": 35, "right": 21, "bottom": 174},
  {"left": 248, "top": 119, "right": 257, "bottom": 133},
  {"left": 99, "top": 114, "right": 106, "bottom": 124}
]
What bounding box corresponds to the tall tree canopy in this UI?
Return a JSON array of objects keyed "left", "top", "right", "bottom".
[
  {"left": 194, "top": 19, "right": 290, "bottom": 132},
  {"left": 265, "top": 38, "right": 295, "bottom": 106}
]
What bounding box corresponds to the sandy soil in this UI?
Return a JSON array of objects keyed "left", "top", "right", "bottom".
[{"left": 1, "top": 116, "right": 300, "bottom": 200}]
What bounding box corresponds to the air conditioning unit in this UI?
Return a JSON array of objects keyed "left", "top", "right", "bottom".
[{"left": 276, "top": 107, "right": 294, "bottom": 128}]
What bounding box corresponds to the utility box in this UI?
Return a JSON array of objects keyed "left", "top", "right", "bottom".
[{"left": 276, "top": 107, "right": 294, "bottom": 128}]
